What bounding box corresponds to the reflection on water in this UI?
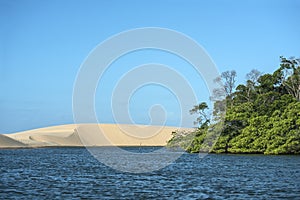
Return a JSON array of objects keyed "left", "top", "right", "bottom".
[{"left": 0, "top": 147, "right": 299, "bottom": 199}]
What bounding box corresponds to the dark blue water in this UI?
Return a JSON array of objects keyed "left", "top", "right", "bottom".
[{"left": 0, "top": 147, "right": 299, "bottom": 199}]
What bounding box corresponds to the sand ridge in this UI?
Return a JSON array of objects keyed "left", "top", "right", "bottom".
[
  {"left": 0, "top": 134, "right": 27, "bottom": 148},
  {"left": 1, "top": 124, "right": 191, "bottom": 148}
]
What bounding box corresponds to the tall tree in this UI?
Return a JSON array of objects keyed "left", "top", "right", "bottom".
[
  {"left": 235, "top": 69, "right": 262, "bottom": 102},
  {"left": 211, "top": 70, "right": 237, "bottom": 102},
  {"left": 275, "top": 57, "right": 300, "bottom": 101},
  {"left": 189, "top": 102, "right": 209, "bottom": 128},
  {"left": 246, "top": 69, "right": 262, "bottom": 86},
  {"left": 221, "top": 70, "right": 237, "bottom": 98}
]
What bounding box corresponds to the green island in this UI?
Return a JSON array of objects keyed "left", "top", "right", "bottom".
[{"left": 167, "top": 56, "right": 300, "bottom": 154}]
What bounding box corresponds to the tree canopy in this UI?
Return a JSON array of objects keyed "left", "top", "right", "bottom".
[{"left": 167, "top": 57, "right": 300, "bottom": 154}]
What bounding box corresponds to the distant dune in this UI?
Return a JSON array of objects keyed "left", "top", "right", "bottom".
[
  {"left": 1, "top": 124, "right": 191, "bottom": 148},
  {"left": 0, "top": 134, "right": 27, "bottom": 148}
]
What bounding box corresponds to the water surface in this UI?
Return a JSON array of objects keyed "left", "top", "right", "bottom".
[{"left": 0, "top": 147, "right": 299, "bottom": 199}]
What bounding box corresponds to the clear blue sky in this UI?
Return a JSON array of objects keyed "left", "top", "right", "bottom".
[{"left": 1, "top": 0, "right": 299, "bottom": 133}]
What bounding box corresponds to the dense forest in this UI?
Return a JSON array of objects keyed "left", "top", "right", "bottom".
[{"left": 168, "top": 57, "right": 300, "bottom": 154}]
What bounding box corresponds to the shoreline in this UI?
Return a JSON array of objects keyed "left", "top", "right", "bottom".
[{"left": 1, "top": 145, "right": 299, "bottom": 155}]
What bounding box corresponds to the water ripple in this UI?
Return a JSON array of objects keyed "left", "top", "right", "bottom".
[{"left": 0, "top": 148, "right": 299, "bottom": 199}]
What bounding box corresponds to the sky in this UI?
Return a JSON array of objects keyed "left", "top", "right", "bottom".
[{"left": 0, "top": 0, "right": 300, "bottom": 133}]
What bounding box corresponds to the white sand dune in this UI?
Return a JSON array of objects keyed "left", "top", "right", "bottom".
[
  {"left": 4, "top": 124, "right": 78, "bottom": 147},
  {"left": 0, "top": 134, "right": 27, "bottom": 148},
  {"left": 2, "top": 124, "right": 191, "bottom": 148}
]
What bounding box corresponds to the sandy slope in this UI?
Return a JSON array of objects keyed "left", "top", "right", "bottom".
[
  {"left": 0, "top": 134, "right": 27, "bottom": 148},
  {"left": 2, "top": 124, "right": 190, "bottom": 148}
]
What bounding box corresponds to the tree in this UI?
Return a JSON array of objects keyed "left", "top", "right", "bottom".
[
  {"left": 212, "top": 70, "right": 237, "bottom": 105},
  {"left": 189, "top": 102, "right": 209, "bottom": 128},
  {"left": 276, "top": 57, "right": 300, "bottom": 101},
  {"left": 246, "top": 69, "right": 262, "bottom": 86},
  {"left": 221, "top": 70, "right": 237, "bottom": 99},
  {"left": 245, "top": 69, "right": 262, "bottom": 101},
  {"left": 257, "top": 74, "right": 275, "bottom": 93},
  {"left": 167, "top": 56, "right": 300, "bottom": 154}
]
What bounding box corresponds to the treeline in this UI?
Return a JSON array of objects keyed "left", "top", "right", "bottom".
[{"left": 168, "top": 57, "right": 300, "bottom": 154}]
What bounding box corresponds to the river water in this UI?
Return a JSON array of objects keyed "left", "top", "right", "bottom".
[{"left": 0, "top": 147, "right": 299, "bottom": 199}]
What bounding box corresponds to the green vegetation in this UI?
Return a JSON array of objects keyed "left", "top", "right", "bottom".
[{"left": 167, "top": 57, "right": 300, "bottom": 154}]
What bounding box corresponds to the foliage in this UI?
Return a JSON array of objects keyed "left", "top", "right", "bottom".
[
  {"left": 189, "top": 102, "right": 209, "bottom": 127},
  {"left": 167, "top": 57, "right": 300, "bottom": 154}
]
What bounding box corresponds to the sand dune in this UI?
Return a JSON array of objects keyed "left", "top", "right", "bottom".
[
  {"left": 2, "top": 124, "right": 191, "bottom": 148},
  {"left": 4, "top": 124, "right": 78, "bottom": 147},
  {"left": 0, "top": 134, "right": 27, "bottom": 148},
  {"left": 30, "top": 130, "right": 83, "bottom": 146}
]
